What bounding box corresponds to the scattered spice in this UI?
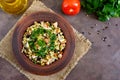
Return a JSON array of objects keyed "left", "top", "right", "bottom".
[
  {"left": 102, "top": 37, "right": 107, "bottom": 42},
  {"left": 102, "top": 28, "right": 105, "bottom": 31},
  {"left": 105, "top": 26, "right": 108, "bottom": 29},
  {"left": 108, "top": 22, "right": 111, "bottom": 25},
  {"left": 90, "top": 26, "right": 94, "bottom": 29},
  {"left": 91, "top": 42, "right": 94, "bottom": 44},
  {"left": 97, "top": 30, "right": 101, "bottom": 35},
  {"left": 106, "top": 26, "right": 108, "bottom": 28},
  {"left": 97, "top": 30, "right": 100, "bottom": 33},
  {"left": 81, "top": 32, "right": 85, "bottom": 34},
  {"left": 97, "top": 33, "right": 100, "bottom": 35},
  {"left": 95, "top": 24, "right": 97, "bottom": 26},
  {"left": 88, "top": 32, "right": 91, "bottom": 35},
  {"left": 107, "top": 44, "right": 111, "bottom": 47},
  {"left": 102, "top": 26, "right": 108, "bottom": 31},
  {"left": 115, "top": 24, "right": 118, "bottom": 26}
]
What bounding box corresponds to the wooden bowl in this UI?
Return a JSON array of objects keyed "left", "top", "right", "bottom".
[{"left": 12, "top": 11, "right": 75, "bottom": 75}]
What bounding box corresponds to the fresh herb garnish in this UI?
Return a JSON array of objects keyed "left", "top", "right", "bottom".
[
  {"left": 22, "top": 22, "right": 66, "bottom": 66},
  {"left": 28, "top": 26, "right": 57, "bottom": 58},
  {"left": 81, "top": 0, "right": 120, "bottom": 21}
]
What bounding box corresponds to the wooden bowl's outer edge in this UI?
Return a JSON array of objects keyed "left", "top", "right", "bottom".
[{"left": 12, "top": 11, "right": 75, "bottom": 75}]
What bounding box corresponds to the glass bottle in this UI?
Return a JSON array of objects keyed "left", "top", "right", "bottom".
[{"left": 0, "top": 0, "right": 28, "bottom": 14}]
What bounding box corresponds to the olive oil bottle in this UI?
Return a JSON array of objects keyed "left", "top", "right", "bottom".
[{"left": 0, "top": 0, "right": 28, "bottom": 14}]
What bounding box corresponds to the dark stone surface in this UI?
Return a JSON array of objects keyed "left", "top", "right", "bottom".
[
  {"left": 0, "top": 0, "right": 120, "bottom": 80},
  {"left": 0, "top": 58, "right": 28, "bottom": 80}
]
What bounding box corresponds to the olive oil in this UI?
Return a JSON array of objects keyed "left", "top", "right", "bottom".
[{"left": 0, "top": 0, "right": 28, "bottom": 14}]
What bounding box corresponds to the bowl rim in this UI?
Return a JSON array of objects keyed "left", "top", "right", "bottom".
[{"left": 12, "top": 11, "right": 75, "bottom": 75}]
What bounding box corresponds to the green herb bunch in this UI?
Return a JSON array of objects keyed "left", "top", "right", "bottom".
[
  {"left": 81, "top": 0, "right": 120, "bottom": 21},
  {"left": 28, "top": 27, "right": 57, "bottom": 58}
]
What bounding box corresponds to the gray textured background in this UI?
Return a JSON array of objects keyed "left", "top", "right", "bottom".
[{"left": 0, "top": 0, "right": 120, "bottom": 80}]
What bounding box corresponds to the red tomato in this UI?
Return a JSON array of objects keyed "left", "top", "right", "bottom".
[{"left": 62, "top": 0, "right": 81, "bottom": 15}]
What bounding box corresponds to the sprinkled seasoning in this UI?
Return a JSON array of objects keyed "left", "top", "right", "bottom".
[
  {"left": 97, "top": 30, "right": 101, "bottom": 35},
  {"left": 90, "top": 26, "right": 94, "bottom": 29},
  {"left": 102, "top": 37, "right": 107, "bottom": 42},
  {"left": 102, "top": 26, "right": 108, "bottom": 31},
  {"left": 91, "top": 42, "right": 94, "bottom": 44},
  {"left": 115, "top": 24, "right": 118, "bottom": 26},
  {"left": 107, "top": 22, "right": 111, "bottom": 25},
  {"left": 81, "top": 32, "right": 85, "bottom": 34},
  {"left": 95, "top": 24, "right": 97, "bottom": 26},
  {"left": 107, "top": 44, "right": 111, "bottom": 47},
  {"left": 88, "top": 32, "right": 91, "bottom": 35},
  {"left": 105, "top": 26, "right": 108, "bottom": 29}
]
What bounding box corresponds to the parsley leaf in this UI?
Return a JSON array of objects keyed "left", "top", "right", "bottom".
[{"left": 82, "top": 0, "right": 120, "bottom": 21}]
